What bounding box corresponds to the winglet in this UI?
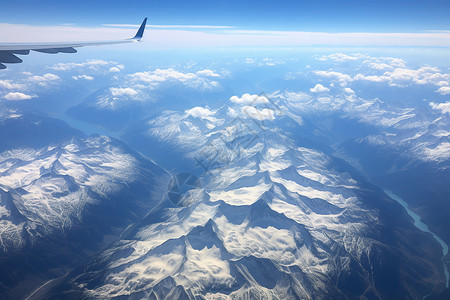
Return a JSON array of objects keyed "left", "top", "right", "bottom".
[{"left": 132, "top": 18, "right": 147, "bottom": 41}]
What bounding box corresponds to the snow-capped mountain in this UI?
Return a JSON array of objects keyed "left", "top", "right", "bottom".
[
  {"left": 48, "top": 101, "right": 445, "bottom": 299},
  {"left": 272, "top": 90, "right": 449, "bottom": 166},
  {"left": 0, "top": 135, "right": 165, "bottom": 251},
  {"left": 270, "top": 90, "right": 450, "bottom": 258},
  {"left": 0, "top": 133, "right": 169, "bottom": 299}
]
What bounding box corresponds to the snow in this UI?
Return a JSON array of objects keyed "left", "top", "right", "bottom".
[
  {"left": 77, "top": 105, "right": 378, "bottom": 298},
  {"left": 423, "top": 142, "right": 450, "bottom": 162},
  {"left": 0, "top": 136, "right": 140, "bottom": 251},
  {"left": 208, "top": 183, "right": 272, "bottom": 206}
]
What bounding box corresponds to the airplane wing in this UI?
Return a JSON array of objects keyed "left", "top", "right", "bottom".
[{"left": 0, "top": 18, "right": 147, "bottom": 69}]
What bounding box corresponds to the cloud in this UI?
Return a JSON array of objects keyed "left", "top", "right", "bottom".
[
  {"left": 230, "top": 93, "right": 269, "bottom": 105},
  {"left": 2, "top": 24, "right": 450, "bottom": 49},
  {"left": 310, "top": 84, "right": 330, "bottom": 93},
  {"left": 72, "top": 75, "right": 94, "bottom": 81},
  {"left": 128, "top": 68, "right": 219, "bottom": 89},
  {"left": 344, "top": 87, "right": 355, "bottom": 94},
  {"left": 354, "top": 67, "right": 450, "bottom": 87},
  {"left": 90, "top": 67, "right": 222, "bottom": 111},
  {"left": 436, "top": 87, "right": 450, "bottom": 95},
  {"left": 436, "top": 81, "right": 449, "bottom": 87},
  {"left": 429, "top": 101, "right": 450, "bottom": 114},
  {"left": 317, "top": 53, "right": 364, "bottom": 62},
  {"left": 4, "top": 92, "right": 35, "bottom": 100},
  {"left": 27, "top": 73, "right": 60, "bottom": 83},
  {"left": 353, "top": 74, "right": 387, "bottom": 82},
  {"left": 196, "top": 69, "right": 220, "bottom": 77},
  {"left": 109, "top": 67, "right": 121, "bottom": 73},
  {"left": 0, "top": 80, "right": 26, "bottom": 89},
  {"left": 317, "top": 53, "right": 406, "bottom": 69},
  {"left": 110, "top": 87, "right": 138, "bottom": 97},
  {"left": 185, "top": 107, "right": 215, "bottom": 118},
  {"left": 315, "top": 56, "right": 449, "bottom": 89},
  {"left": 314, "top": 71, "right": 353, "bottom": 85},
  {"left": 50, "top": 60, "right": 113, "bottom": 71},
  {"left": 242, "top": 106, "right": 275, "bottom": 121},
  {"left": 366, "top": 62, "right": 393, "bottom": 70}
]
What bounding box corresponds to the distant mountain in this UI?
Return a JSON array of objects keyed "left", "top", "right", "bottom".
[
  {"left": 66, "top": 81, "right": 230, "bottom": 132},
  {"left": 272, "top": 90, "right": 450, "bottom": 246},
  {"left": 0, "top": 108, "right": 84, "bottom": 152}
]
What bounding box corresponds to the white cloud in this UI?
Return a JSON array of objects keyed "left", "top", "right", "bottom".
[
  {"left": 354, "top": 74, "right": 387, "bottom": 83},
  {"left": 344, "top": 87, "right": 355, "bottom": 94},
  {"left": 28, "top": 73, "right": 60, "bottom": 83},
  {"left": 363, "top": 57, "right": 406, "bottom": 69},
  {"left": 317, "top": 53, "right": 407, "bottom": 70},
  {"left": 196, "top": 69, "right": 220, "bottom": 77},
  {"left": 2, "top": 24, "right": 450, "bottom": 49},
  {"left": 4, "top": 92, "right": 35, "bottom": 100},
  {"left": 72, "top": 75, "right": 94, "bottom": 81},
  {"left": 130, "top": 68, "right": 196, "bottom": 83},
  {"left": 185, "top": 107, "right": 215, "bottom": 118},
  {"left": 384, "top": 57, "right": 407, "bottom": 68},
  {"left": 436, "top": 81, "right": 449, "bottom": 87},
  {"left": 0, "top": 80, "right": 26, "bottom": 89},
  {"left": 429, "top": 102, "right": 450, "bottom": 114},
  {"left": 109, "top": 67, "right": 121, "bottom": 73},
  {"left": 366, "top": 62, "right": 392, "bottom": 70},
  {"left": 317, "top": 53, "right": 364, "bottom": 62},
  {"left": 128, "top": 68, "right": 218, "bottom": 89},
  {"left": 310, "top": 84, "right": 330, "bottom": 93},
  {"left": 230, "top": 93, "right": 269, "bottom": 105},
  {"left": 436, "top": 87, "right": 450, "bottom": 95},
  {"left": 242, "top": 106, "right": 275, "bottom": 121},
  {"left": 313, "top": 58, "right": 449, "bottom": 89},
  {"left": 354, "top": 67, "right": 450, "bottom": 87},
  {"left": 90, "top": 68, "right": 222, "bottom": 110},
  {"left": 50, "top": 60, "right": 113, "bottom": 71},
  {"left": 110, "top": 87, "right": 138, "bottom": 97},
  {"left": 314, "top": 71, "right": 353, "bottom": 85}
]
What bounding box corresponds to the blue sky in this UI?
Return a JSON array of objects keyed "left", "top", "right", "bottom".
[{"left": 2, "top": 0, "right": 450, "bottom": 32}]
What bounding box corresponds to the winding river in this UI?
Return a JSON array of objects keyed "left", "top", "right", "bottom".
[{"left": 385, "top": 190, "right": 449, "bottom": 289}]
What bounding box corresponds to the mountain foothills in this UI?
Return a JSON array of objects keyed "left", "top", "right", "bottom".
[{"left": 0, "top": 52, "right": 448, "bottom": 299}]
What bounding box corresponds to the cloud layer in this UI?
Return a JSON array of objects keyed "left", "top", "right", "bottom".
[{"left": 1, "top": 23, "right": 450, "bottom": 48}]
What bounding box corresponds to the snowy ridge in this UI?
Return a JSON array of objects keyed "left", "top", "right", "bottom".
[{"left": 0, "top": 135, "right": 142, "bottom": 252}]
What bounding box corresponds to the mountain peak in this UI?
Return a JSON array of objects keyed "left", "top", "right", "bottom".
[{"left": 186, "top": 219, "right": 223, "bottom": 251}]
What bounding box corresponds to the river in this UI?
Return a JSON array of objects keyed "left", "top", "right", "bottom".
[{"left": 385, "top": 190, "right": 449, "bottom": 289}]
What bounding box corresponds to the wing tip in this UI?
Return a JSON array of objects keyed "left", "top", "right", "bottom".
[{"left": 132, "top": 18, "right": 147, "bottom": 41}]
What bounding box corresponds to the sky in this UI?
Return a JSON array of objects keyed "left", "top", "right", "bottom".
[
  {"left": 1, "top": 0, "right": 450, "bottom": 32},
  {"left": 0, "top": 1, "right": 450, "bottom": 53}
]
